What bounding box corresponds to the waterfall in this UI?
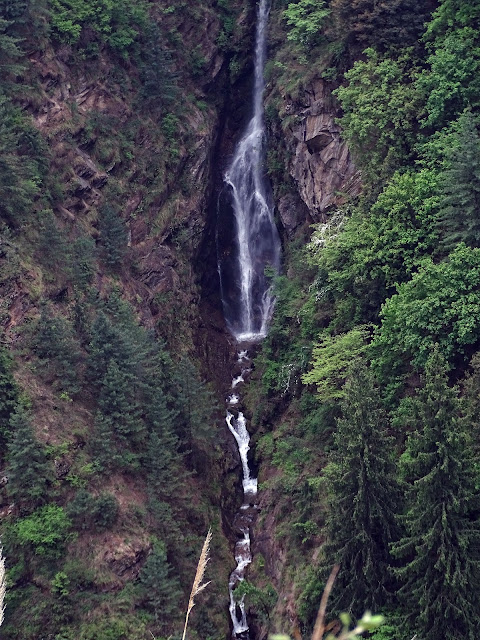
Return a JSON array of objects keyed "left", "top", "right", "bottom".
[
  {"left": 221, "top": 1, "right": 280, "bottom": 636},
  {"left": 219, "top": 0, "right": 281, "bottom": 342},
  {"left": 226, "top": 354, "right": 257, "bottom": 639}
]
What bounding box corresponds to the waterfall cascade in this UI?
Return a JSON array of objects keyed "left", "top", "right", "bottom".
[
  {"left": 226, "top": 352, "right": 257, "bottom": 639},
  {"left": 219, "top": 0, "right": 281, "bottom": 342},
  {"left": 221, "top": 1, "right": 280, "bottom": 637}
]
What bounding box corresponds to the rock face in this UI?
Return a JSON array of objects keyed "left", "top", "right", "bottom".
[{"left": 282, "top": 78, "right": 361, "bottom": 220}]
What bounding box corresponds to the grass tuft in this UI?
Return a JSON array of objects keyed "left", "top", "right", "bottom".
[
  {"left": 0, "top": 547, "right": 6, "bottom": 628},
  {"left": 182, "top": 529, "right": 212, "bottom": 640}
]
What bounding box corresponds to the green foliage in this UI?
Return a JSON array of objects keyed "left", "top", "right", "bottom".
[
  {"left": 0, "top": 0, "right": 29, "bottom": 20},
  {"left": 6, "top": 406, "right": 51, "bottom": 507},
  {"left": 14, "top": 504, "right": 71, "bottom": 556},
  {"left": 0, "top": 13, "right": 26, "bottom": 85},
  {"left": 138, "top": 23, "right": 177, "bottom": 109},
  {"left": 424, "top": 0, "right": 480, "bottom": 39},
  {"left": 372, "top": 244, "right": 480, "bottom": 376},
  {"left": 36, "top": 209, "right": 69, "bottom": 274},
  {"left": 329, "top": 0, "right": 433, "bottom": 53},
  {"left": 310, "top": 171, "right": 440, "bottom": 327},
  {"left": 172, "top": 356, "right": 216, "bottom": 465},
  {"left": 97, "top": 359, "right": 144, "bottom": 442},
  {"left": 435, "top": 110, "right": 480, "bottom": 251},
  {"left": 302, "top": 327, "right": 369, "bottom": 402},
  {"left": 420, "top": 0, "right": 480, "bottom": 128},
  {"left": 462, "top": 351, "right": 480, "bottom": 447},
  {"left": 0, "top": 347, "right": 18, "bottom": 448},
  {"left": 327, "top": 612, "right": 385, "bottom": 639},
  {"left": 49, "top": 0, "right": 148, "bottom": 54},
  {"left": 72, "top": 616, "right": 148, "bottom": 640},
  {"left": 392, "top": 347, "right": 480, "bottom": 640},
  {"left": 70, "top": 235, "right": 96, "bottom": 289},
  {"left": 138, "top": 540, "right": 181, "bottom": 625},
  {"left": 334, "top": 49, "right": 422, "bottom": 180},
  {"left": 283, "top": 0, "right": 330, "bottom": 48},
  {"left": 322, "top": 364, "right": 399, "bottom": 617},
  {"left": 234, "top": 580, "right": 277, "bottom": 619},
  {"left": 51, "top": 571, "right": 71, "bottom": 597},
  {"left": 98, "top": 204, "right": 127, "bottom": 269},
  {"left": 66, "top": 490, "right": 119, "bottom": 531},
  {"left": 33, "top": 307, "right": 81, "bottom": 393},
  {"left": 0, "top": 95, "right": 46, "bottom": 226}
]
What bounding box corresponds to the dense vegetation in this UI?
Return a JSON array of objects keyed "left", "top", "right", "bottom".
[
  {"left": 3, "top": 0, "right": 480, "bottom": 639},
  {"left": 0, "top": 0, "right": 249, "bottom": 638},
  {"left": 241, "top": 1, "right": 480, "bottom": 638}
]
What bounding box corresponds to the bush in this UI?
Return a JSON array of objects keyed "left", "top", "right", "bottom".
[
  {"left": 372, "top": 244, "right": 480, "bottom": 377},
  {"left": 67, "top": 490, "right": 119, "bottom": 531},
  {"left": 14, "top": 505, "right": 71, "bottom": 556}
]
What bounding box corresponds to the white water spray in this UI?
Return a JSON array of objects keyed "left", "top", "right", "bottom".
[
  {"left": 220, "top": 0, "right": 280, "bottom": 342},
  {"left": 226, "top": 358, "right": 258, "bottom": 639},
  {"left": 221, "top": 0, "right": 279, "bottom": 635}
]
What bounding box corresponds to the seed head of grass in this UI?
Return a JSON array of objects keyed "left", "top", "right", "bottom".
[{"left": 181, "top": 529, "right": 212, "bottom": 640}]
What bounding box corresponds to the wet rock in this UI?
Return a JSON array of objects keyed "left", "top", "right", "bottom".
[{"left": 277, "top": 193, "right": 309, "bottom": 235}]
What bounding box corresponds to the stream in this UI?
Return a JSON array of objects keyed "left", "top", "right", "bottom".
[{"left": 218, "top": 0, "right": 280, "bottom": 636}]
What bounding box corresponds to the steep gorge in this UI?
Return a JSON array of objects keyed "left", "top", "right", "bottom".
[{"left": 0, "top": 1, "right": 361, "bottom": 638}]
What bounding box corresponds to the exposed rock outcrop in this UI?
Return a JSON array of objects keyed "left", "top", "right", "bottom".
[{"left": 282, "top": 78, "right": 361, "bottom": 220}]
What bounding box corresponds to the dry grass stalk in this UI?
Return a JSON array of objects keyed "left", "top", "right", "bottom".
[
  {"left": 311, "top": 564, "right": 340, "bottom": 640},
  {"left": 0, "top": 547, "right": 6, "bottom": 628},
  {"left": 181, "top": 529, "right": 212, "bottom": 640}
]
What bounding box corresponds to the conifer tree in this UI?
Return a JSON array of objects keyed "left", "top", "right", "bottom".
[
  {"left": 139, "top": 23, "right": 178, "bottom": 109},
  {"left": 462, "top": 351, "right": 480, "bottom": 450},
  {"left": 322, "top": 363, "right": 399, "bottom": 616},
  {"left": 33, "top": 307, "right": 80, "bottom": 393},
  {"left": 0, "top": 0, "right": 29, "bottom": 20},
  {"left": 0, "top": 348, "right": 17, "bottom": 449},
  {"left": 139, "top": 540, "right": 181, "bottom": 625},
  {"left": 437, "top": 110, "right": 480, "bottom": 252},
  {"left": 6, "top": 407, "right": 51, "bottom": 508},
  {"left": 97, "top": 359, "right": 143, "bottom": 443},
  {"left": 93, "top": 360, "right": 145, "bottom": 470},
  {"left": 392, "top": 347, "right": 480, "bottom": 640},
  {"left": 69, "top": 235, "right": 95, "bottom": 290},
  {"left": 145, "top": 396, "right": 182, "bottom": 500},
  {"left": 91, "top": 412, "right": 121, "bottom": 470},
  {"left": 98, "top": 204, "right": 127, "bottom": 268},
  {"left": 172, "top": 357, "right": 216, "bottom": 454},
  {"left": 87, "top": 311, "right": 134, "bottom": 384}
]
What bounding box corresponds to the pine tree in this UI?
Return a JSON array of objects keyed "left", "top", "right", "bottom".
[
  {"left": 437, "top": 110, "right": 480, "bottom": 252},
  {"left": 0, "top": 348, "right": 17, "bottom": 450},
  {"left": 0, "top": 0, "right": 28, "bottom": 20},
  {"left": 69, "top": 235, "right": 95, "bottom": 290},
  {"left": 145, "top": 397, "right": 182, "bottom": 500},
  {"left": 172, "top": 357, "right": 216, "bottom": 456},
  {"left": 323, "top": 363, "right": 400, "bottom": 616},
  {"left": 392, "top": 347, "right": 480, "bottom": 640},
  {"left": 139, "top": 23, "right": 178, "bottom": 109},
  {"left": 139, "top": 540, "right": 181, "bottom": 625},
  {"left": 91, "top": 412, "right": 122, "bottom": 470},
  {"left": 87, "top": 311, "right": 134, "bottom": 384},
  {"left": 462, "top": 351, "right": 480, "bottom": 450},
  {"left": 98, "top": 204, "right": 127, "bottom": 268},
  {"left": 6, "top": 407, "right": 51, "bottom": 508},
  {"left": 33, "top": 307, "right": 80, "bottom": 393},
  {"left": 97, "top": 359, "right": 145, "bottom": 445},
  {"left": 92, "top": 359, "right": 145, "bottom": 470}
]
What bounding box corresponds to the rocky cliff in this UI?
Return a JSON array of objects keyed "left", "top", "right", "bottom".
[{"left": 0, "top": 0, "right": 363, "bottom": 637}]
